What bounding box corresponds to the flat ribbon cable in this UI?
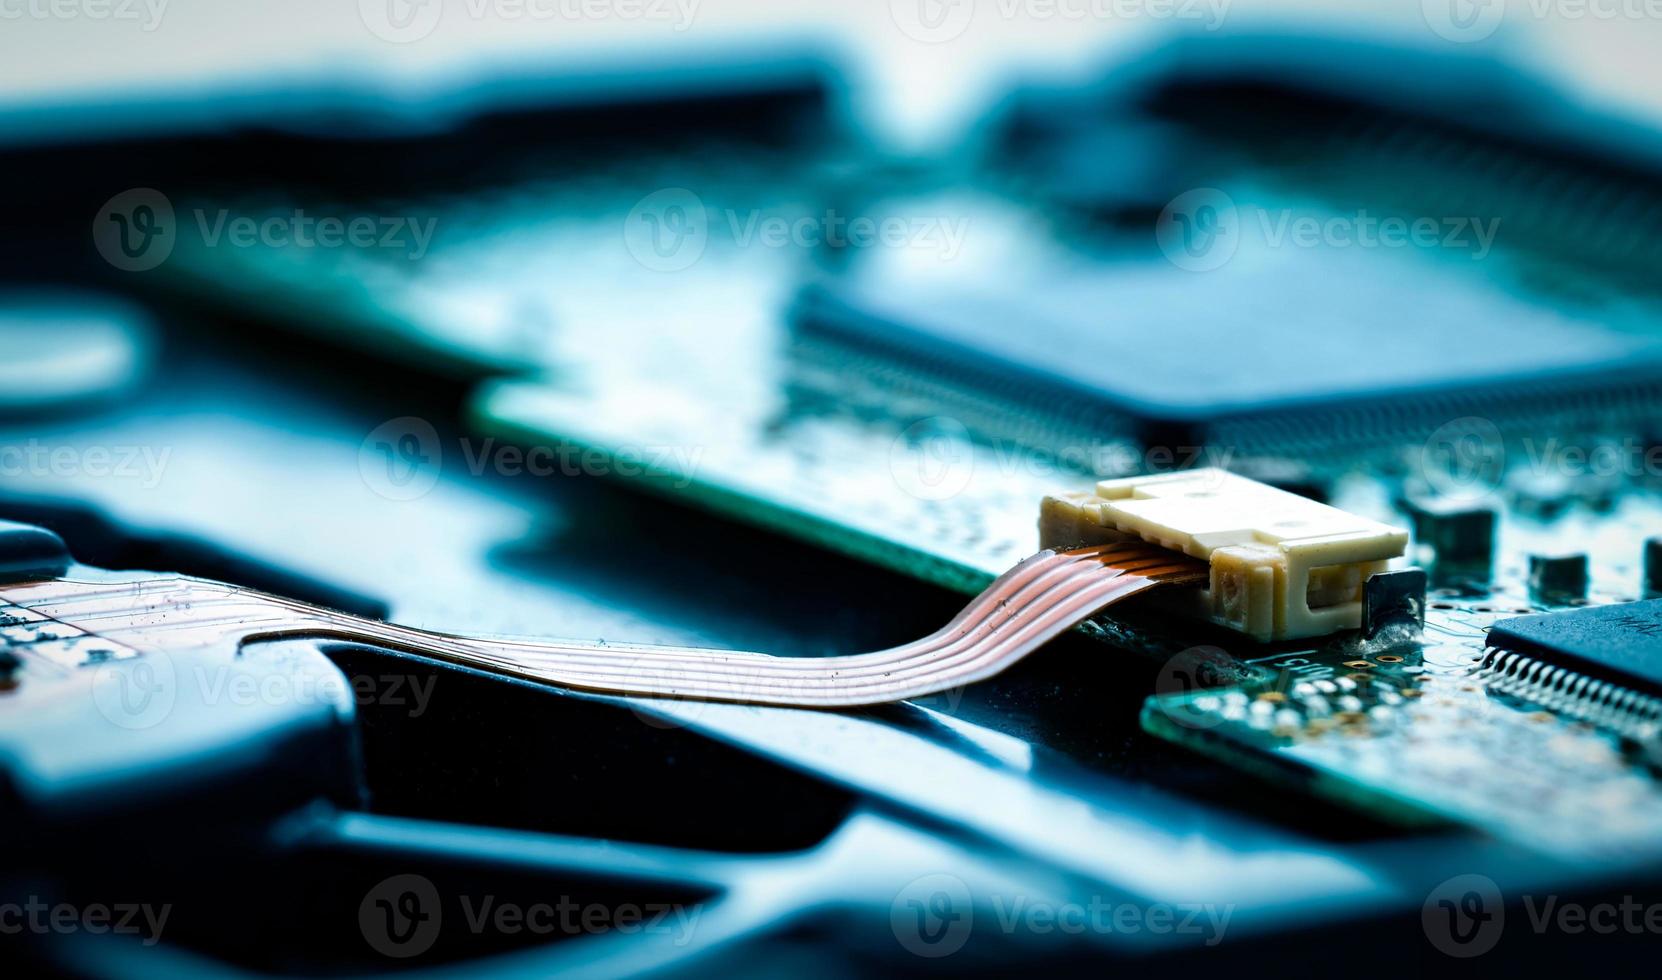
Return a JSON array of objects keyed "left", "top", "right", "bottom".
[{"left": 0, "top": 543, "right": 1204, "bottom": 708}]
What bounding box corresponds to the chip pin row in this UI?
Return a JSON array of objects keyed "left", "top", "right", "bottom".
[{"left": 1479, "top": 647, "right": 1662, "bottom": 737}]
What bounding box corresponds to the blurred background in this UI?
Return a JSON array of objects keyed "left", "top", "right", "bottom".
[{"left": 5, "top": 1, "right": 1662, "bottom": 976}]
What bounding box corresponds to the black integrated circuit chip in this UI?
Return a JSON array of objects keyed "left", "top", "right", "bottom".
[
  {"left": 793, "top": 248, "right": 1662, "bottom": 451},
  {"left": 1488, "top": 599, "right": 1662, "bottom": 697}
]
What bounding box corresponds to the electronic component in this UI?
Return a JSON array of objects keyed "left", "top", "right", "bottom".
[
  {"left": 1404, "top": 500, "right": 1495, "bottom": 578},
  {"left": 1485, "top": 600, "right": 1662, "bottom": 715},
  {"left": 1527, "top": 552, "right": 1590, "bottom": 603},
  {"left": 1361, "top": 568, "right": 1428, "bottom": 639},
  {"left": 1141, "top": 567, "right": 1662, "bottom": 860},
  {"left": 0, "top": 541, "right": 1203, "bottom": 709},
  {"left": 1645, "top": 537, "right": 1662, "bottom": 597},
  {"left": 1039, "top": 470, "right": 1408, "bottom": 641},
  {"left": 1145, "top": 624, "right": 1662, "bottom": 858},
  {"left": 19, "top": 26, "right": 1662, "bottom": 975},
  {"left": 793, "top": 249, "right": 1662, "bottom": 452}
]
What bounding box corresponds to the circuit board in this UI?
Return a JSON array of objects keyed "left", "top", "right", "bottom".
[
  {"left": 1145, "top": 592, "right": 1662, "bottom": 861},
  {"left": 162, "top": 162, "right": 1092, "bottom": 593},
  {"left": 480, "top": 283, "right": 1662, "bottom": 859},
  {"left": 160, "top": 174, "right": 1662, "bottom": 860},
  {"left": 149, "top": 55, "right": 1662, "bottom": 863},
  {"left": 25, "top": 24, "right": 1662, "bottom": 976}
]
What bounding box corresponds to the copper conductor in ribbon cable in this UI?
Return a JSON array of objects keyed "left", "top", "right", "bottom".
[{"left": 1, "top": 543, "right": 1205, "bottom": 708}]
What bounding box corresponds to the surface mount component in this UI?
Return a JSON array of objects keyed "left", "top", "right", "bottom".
[
  {"left": 1041, "top": 470, "right": 1408, "bottom": 641},
  {"left": 1360, "top": 568, "right": 1428, "bottom": 639},
  {"left": 1527, "top": 552, "right": 1591, "bottom": 603},
  {"left": 1487, "top": 600, "right": 1662, "bottom": 694},
  {"left": 1405, "top": 500, "right": 1495, "bottom": 576},
  {"left": 794, "top": 250, "right": 1662, "bottom": 452},
  {"left": 1147, "top": 596, "right": 1662, "bottom": 858},
  {"left": 1483, "top": 600, "right": 1662, "bottom": 737}
]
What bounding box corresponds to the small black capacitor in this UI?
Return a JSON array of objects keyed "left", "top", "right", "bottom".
[{"left": 1528, "top": 553, "right": 1589, "bottom": 603}]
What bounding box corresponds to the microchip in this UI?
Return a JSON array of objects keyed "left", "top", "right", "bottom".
[
  {"left": 794, "top": 247, "right": 1662, "bottom": 450},
  {"left": 1488, "top": 600, "right": 1662, "bottom": 698}
]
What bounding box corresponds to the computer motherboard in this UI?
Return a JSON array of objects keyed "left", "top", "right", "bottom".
[
  {"left": 9, "top": 26, "right": 1662, "bottom": 977},
  {"left": 148, "top": 35, "right": 1662, "bottom": 868}
]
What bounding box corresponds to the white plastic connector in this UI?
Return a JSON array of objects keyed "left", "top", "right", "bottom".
[{"left": 1039, "top": 469, "right": 1407, "bottom": 641}]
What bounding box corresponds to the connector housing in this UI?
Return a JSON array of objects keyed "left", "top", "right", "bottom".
[{"left": 1040, "top": 469, "right": 1408, "bottom": 641}]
